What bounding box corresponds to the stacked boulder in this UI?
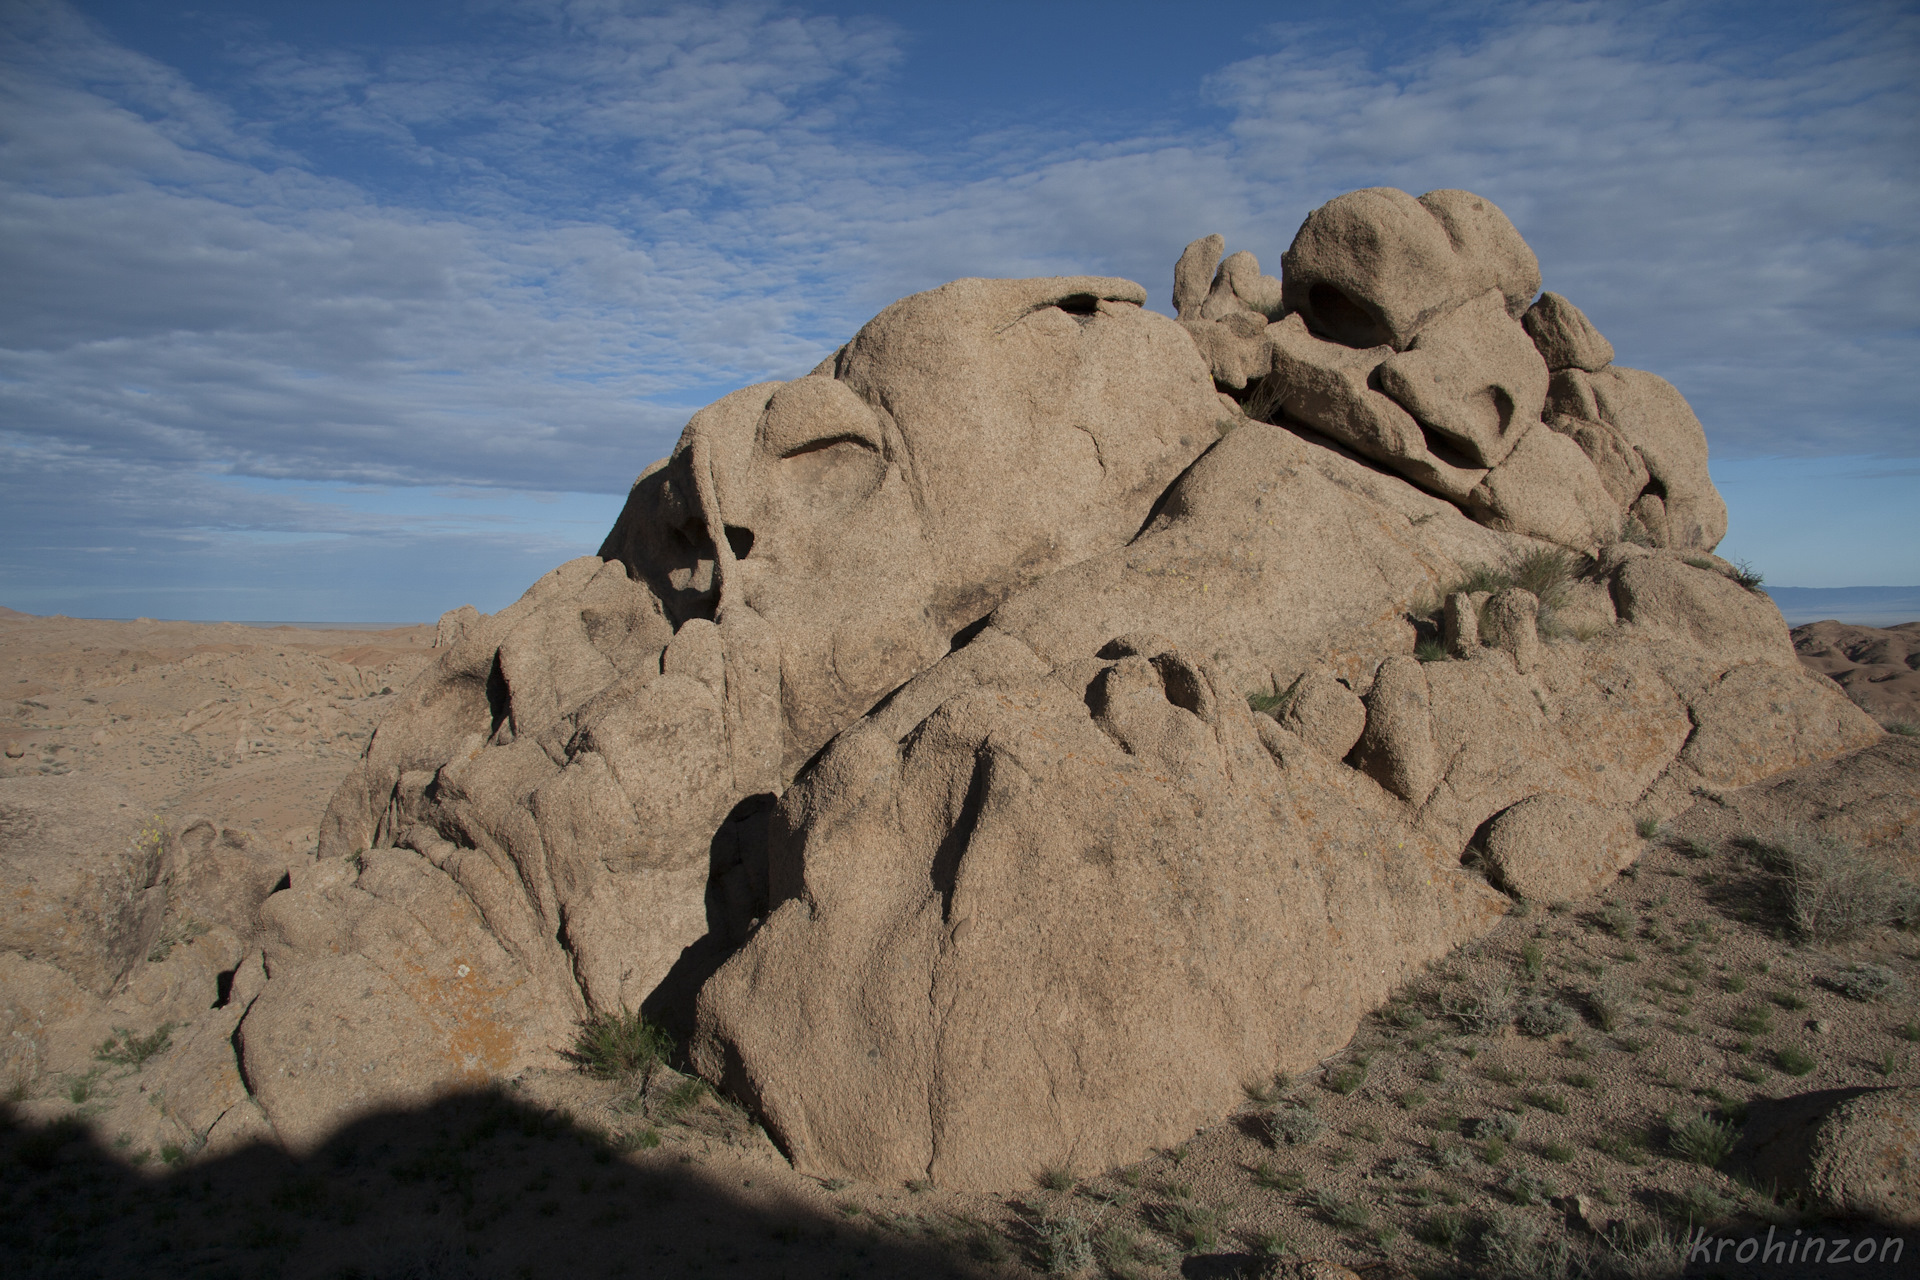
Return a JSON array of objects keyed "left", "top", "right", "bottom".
[
  {"left": 1178, "top": 187, "right": 1724, "bottom": 552},
  {"left": 194, "top": 190, "right": 1878, "bottom": 1187}
]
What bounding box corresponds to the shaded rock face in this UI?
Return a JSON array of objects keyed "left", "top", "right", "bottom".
[
  {"left": 236, "top": 191, "right": 1882, "bottom": 1186},
  {"left": 1736, "top": 1087, "right": 1920, "bottom": 1227}
]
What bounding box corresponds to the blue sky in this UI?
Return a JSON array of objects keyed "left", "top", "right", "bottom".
[{"left": 1, "top": 0, "right": 1915, "bottom": 621}]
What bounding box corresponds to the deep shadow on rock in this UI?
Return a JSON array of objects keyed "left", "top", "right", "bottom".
[{"left": 0, "top": 1092, "right": 1008, "bottom": 1280}]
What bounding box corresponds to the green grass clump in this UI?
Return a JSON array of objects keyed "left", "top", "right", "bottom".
[
  {"left": 1250, "top": 1161, "right": 1303, "bottom": 1192},
  {"left": 1325, "top": 1063, "right": 1367, "bottom": 1095},
  {"left": 1037, "top": 1166, "right": 1074, "bottom": 1192},
  {"left": 565, "top": 1008, "right": 672, "bottom": 1081},
  {"left": 1525, "top": 1090, "right": 1569, "bottom": 1116},
  {"left": 94, "top": 1023, "right": 175, "bottom": 1069},
  {"left": 1775, "top": 1046, "right": 1817, "bottom": 1077},
  {"left": 1667, "top": 1112, "right": 1739, "bottom": 1167},
  {"left": 1308, "top": 1189, "right": 1371, "bottom": 1231},
  {"left": 1729, "top": 1005, "right": 1773, "bottom": 1036}
]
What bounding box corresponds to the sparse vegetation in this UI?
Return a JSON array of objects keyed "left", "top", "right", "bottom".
[
  {"left": 1741, "top": 827, "right": 1920, "bottom": 942},
  {"left": 1667, "top": 1112, "right": 1739, "bottom": 1167},
  {"left": 1775, "top": 1045, "right": 1817, "bottom": 1077},
  {"left": 1515, "top": 997, "right": 1574, "bottom": 1037},
  {"left": 1260, "top": 1103, "right": 1325, "bottom": 1147},
  {"left": 564, "top": 1008, "right": 672, "bottom": 1082},
  {"left": 94, "top": 1023, "right": 175, "bottom": 1069},
  {"left": 1826, "top": 962, "right": 1901, "bottom": 1002}
]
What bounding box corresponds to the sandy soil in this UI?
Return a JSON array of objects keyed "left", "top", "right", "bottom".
[
  {"left": 0, "top": 607, "right": 435, "bottom": 852},
  {"left": 1, "top": 609, "right": 1916, "bottom": 1279},
  {"left": 1791, "top": 621, "right": 1920, "bottom": 729}
]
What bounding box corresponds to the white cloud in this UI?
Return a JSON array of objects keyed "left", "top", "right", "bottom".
[{"left": 2, "top": 0, "right": 1914, "bottom": 616}]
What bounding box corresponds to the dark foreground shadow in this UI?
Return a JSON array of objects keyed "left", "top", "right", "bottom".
[{"left": 0, "top": 1092, "right": 1012, "bottom": 1280}]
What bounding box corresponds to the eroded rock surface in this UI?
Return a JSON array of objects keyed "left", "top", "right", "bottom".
[{"left": 191, "top": 189, "right": 1882, "bottom": 1187}]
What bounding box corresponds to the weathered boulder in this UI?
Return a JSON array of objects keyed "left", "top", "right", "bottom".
[
  {"left": 1279, "top": 187, "right": 1539, "bottom": 350},
  {"left": 1480, "top": 793, "right": 1638, "bottom": 902},
  {"left": 692, "top": 633, "right": 1507, "bottom": 1189},
  {"left": 1522, "top": 291, "right": 1614, "bottom": 372},
  {"left": 1274, "top": 669, "right": 1368, "bottom": 760},
  {"left": 167, "top": 817, "right": 290, "bottom": 941},
  {"left": 1735, "top": 1087, "right": 1920, "bottom": 1227},
  {"left": 0, "top": 776, "right": 167, "bottom": 996}
]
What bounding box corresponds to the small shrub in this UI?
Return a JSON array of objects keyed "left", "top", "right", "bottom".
[
  {"left": 1430, "top": 1138, "right": 1471, "bottom": 1170},
  {"left": 1734, "top": 1061, "right": 1767, "bottom": 1084},
  {"left": 1499, "top": 1168, "right": 1557, "bottom": 1206},
  {"left": 1250, "top": 1161, "right": 1302, "bottom": 1192},
  {"left": 1036, "top": 1213, "right": 1094, "bottom": 1274},
  {"left": 1600, "top": 901, "right": 1637, "bottom": 939},
  {"left": 1441, "top": 970, "right": 1516, "bottom": 1035},
  {"left": 1770, "top": 990, "right": 1809, "bottom": 1011},
  {"left": 1729, "top": 1005, "right": 1774, "bottom": 1036},
  {"left": 1519, "top": 939, "right": 1544, "bottom": 981},
  {"left": 1397, "top": 1088, "right": 1429, "bottom": 1110},
  {"left": 1668, "top": 1112, "right": 1739, "bottom": 1167},
  {"left": 1743, "top": 828, "right": 1920, "bottom": 942},
  {"left": 1825, "top": 962, "right": 1901, "bottom": 1002},
  {"left": 1414, "top": 639, "right": 1450, "bottom": 663},
  {"left": 1326, "top": 1063, "right": 1367, "bottom": 1095},
  {"left": 1887, "top": 721, "right": 1919, "bottom": 737},
  {"left": 1583, "top": 978, "right": 1630, "bottom": 1032},
  {"left": 1421, "top": 1209, "right": 1468, "bottom": 1249},
  {"left": 1542, "top": 1140, "right": 1576, "bottom": 1163},
  {"left": 1775, "top": 1046, "right": 1817, "bottom": 1077},
  {"left": 1525, "top": 1090, "right": 1569, "bottom": 1116},
  {"left": 1037, "top": 1165, "right": 1074, "bottom": 1192},
  {"left": 1636, "top": 815, "right": 1663, "bottom": 840},
  {"left": 1308, "top": 1189, "right": 1370, "bottom": 1231},
  {"left": 1565, "top": 1071, "right": 1596, "bottom": 1090},
  {"left": 1153, "top": 1199, "right": 1223, "bottom": 1253},
  {"left": 1729, "top": 560, "right": 1764, "bottom": 592},
  {"left": 146, "top": 915, "right": 210, "bottom": 963},
  {"left": 565, "top": 1008, "right": 671, "bottom": 1081},
  {"left": 1260, "top": 1104, "right": 1324, "bottom": 1147},
  {"left": 1721, "top": 973, "right": 1747, "bottom": 993},
  {"left": 1516, "top": 997, "right": 1575, "bottom": 1038},
  {"left": 1468, "top": 1112, "right": 1521, "bottom": 1143},
  {"left": 94, "top": 1022, "right": 175, "bottom": 1069},
  {"left": 1669, "top": 1183, "right": 1735, "bottom": 1224},
  {"left": 1897, "top": 1021, "right": 1920, "bottom": 1043},
  {"left": 1480, "top": 1137, "right": 1507, "bottom": 1164}
]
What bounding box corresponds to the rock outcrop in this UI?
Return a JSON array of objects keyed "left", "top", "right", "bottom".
[{"left": 202, "top": 189, "right": 1880, "bottom": 1187}]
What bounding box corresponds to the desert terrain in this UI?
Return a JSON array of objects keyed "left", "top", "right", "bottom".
[{"left": 1, "top": 604, "right": 1914, "bottom": 1280}]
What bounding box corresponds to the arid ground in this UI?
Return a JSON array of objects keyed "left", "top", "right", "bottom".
[{"left": 2, "top": 606, "right": 1915, "bottom": 1280}]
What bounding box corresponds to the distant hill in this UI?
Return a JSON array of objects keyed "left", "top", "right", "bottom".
[{"left": 1766, "top": 585, "right": 1920, "bottom": 627}]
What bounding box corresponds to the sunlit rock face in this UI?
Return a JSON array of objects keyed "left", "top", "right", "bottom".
[{"left": 219, "top": 190, "right": 1872, "bottom": 1187}]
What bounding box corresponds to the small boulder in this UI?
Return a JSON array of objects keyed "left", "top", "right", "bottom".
[
  {"left": 1275, "top": 670, "right": 1367, "bottom": 761},
  {"left": 1173, "top": 234, "right": 1226, "bottom": 318},
  {"left": 1376, "top": 289, "right": 1549, "bottom": 469},
  {"left": 1479, "top": 588, "right": 1540, "bottom": 674},
  {"left": 1465, "top": 425, "right": 1622, "bottom": 549},
  {"left": 1735, "top": 1086, "right": 1920, "bottom": 1227},
  {"left": 1481, "top": 793, "right": 1637, "bottom": 902},
  {"left": 1522, "top": 292, "right": 1614, "bottom": 372},
  {"left": 1350, "top": 656, "right": 1436, "bottom": 804},
  {"left": 1443, "top": 592, "right": 1479, "bottom": 658}
]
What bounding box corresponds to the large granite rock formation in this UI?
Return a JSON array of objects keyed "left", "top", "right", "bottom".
[{"left": 201, "top": 190, "right": 1877, "bottom": 1183}]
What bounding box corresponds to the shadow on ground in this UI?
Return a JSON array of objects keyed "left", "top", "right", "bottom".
[{"left": 0, "top": 1090, "right": 1011, "bottom": 1280}]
